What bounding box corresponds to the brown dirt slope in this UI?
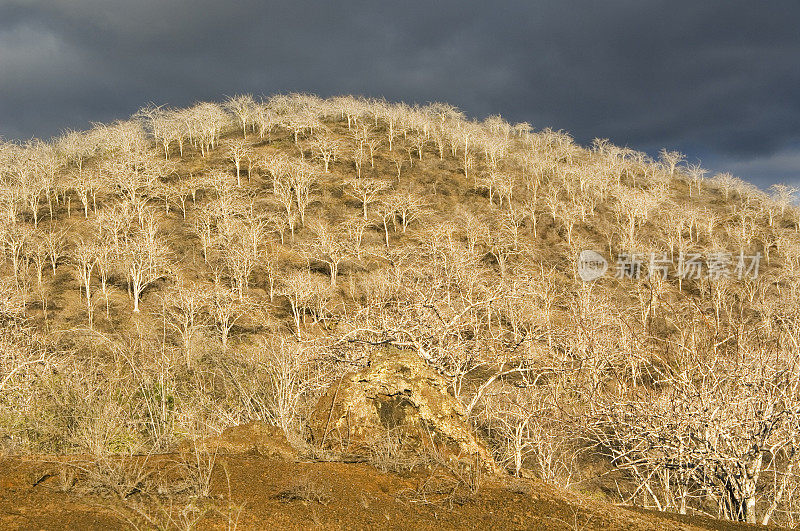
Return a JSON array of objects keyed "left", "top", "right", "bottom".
[{"left": 0, "top": 454, "right": 773, "bottom": 530}]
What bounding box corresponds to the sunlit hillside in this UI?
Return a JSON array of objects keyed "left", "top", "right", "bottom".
[{"left": 1, "top": 93, "right": 799, "bottom": 527}]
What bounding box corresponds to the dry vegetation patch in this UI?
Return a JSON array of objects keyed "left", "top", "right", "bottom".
[{"left": 0, "top": 93, "right": 798, "bottom": 527}]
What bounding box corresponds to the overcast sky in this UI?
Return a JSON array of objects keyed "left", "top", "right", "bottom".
[{"left": 1, "top": 1, "right": 798, "bottom": 187}]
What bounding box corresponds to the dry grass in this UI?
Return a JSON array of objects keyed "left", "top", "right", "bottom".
[
  {"left": 276, "top": 473, "right": 332, "bottom": 505},
  {"left": 1, "top": 92, "right": 798, "bottom": 525}
]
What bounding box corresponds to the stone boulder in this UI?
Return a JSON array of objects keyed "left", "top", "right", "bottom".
[
  {"left": 180, "top": 421, "right": 297, "bottom": 460},
  {"left": 309, "top": 348, "right": 497, "bottom": 472}
]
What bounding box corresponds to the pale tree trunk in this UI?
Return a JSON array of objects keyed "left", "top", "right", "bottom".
[
  {"left": 131, "top": 268, "right": 142, "bottom": 312},
  {"left": 763, "top": 461, "right": 794, "bottom": 525},
  {"left": 514, "top": 424, "right": 525, "bottom": 476},
  {"left": 330, "top": 262, "right": 338, "bottom": 286}
]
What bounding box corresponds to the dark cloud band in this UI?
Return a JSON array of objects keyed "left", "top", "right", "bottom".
[{"left": 1, "top": 0, "right": 798, "bottom": 186}]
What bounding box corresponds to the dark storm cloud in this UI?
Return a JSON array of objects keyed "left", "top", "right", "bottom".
[{"left": 1, "top": 0, "right": 798, "bottom": 186}]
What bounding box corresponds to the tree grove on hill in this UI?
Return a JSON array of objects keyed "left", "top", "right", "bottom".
[{"left": 3, "top": 93, "right": 800, "bottom": 525}]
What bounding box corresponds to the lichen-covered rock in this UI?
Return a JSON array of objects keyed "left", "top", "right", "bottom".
[
  {"left": 181, "top": 421, "right": 297, "bottom": 460},
  {"left": 310, "top": 348, "right": 497, "bottom": 472}
]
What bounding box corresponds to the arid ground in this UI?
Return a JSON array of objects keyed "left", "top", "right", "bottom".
[{"left": 0, "top": 451, "right": 774, "bottom": 530}]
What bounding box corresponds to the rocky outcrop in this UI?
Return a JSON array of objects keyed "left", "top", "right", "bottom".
[
  {"left": 309, "top": 348, "right": 497, "bottom": 472},
  {"left": 180, "top": 421, "right": 297, "bottom": 460}
]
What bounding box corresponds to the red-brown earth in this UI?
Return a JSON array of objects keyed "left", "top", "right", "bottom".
[{"left": 0, "top": 451, "right": 776, "bottom": 530}]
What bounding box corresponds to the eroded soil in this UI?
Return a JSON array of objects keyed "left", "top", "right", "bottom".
[{"left": 0, "top": 453, "right": 774, "bottom": 530}]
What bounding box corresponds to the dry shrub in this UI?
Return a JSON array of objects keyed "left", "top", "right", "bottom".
[{"left": 276, "top": 473, "right": 332, "bottom": 505}]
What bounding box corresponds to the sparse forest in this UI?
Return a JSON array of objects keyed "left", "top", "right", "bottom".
[{"left": 2, "top": 93, "right": 800, "bottom": 526}]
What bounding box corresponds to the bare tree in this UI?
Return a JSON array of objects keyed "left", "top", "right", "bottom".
[
  {"left": 56, "top": 129, "right": 97, "bottom": 175},
  {"left": 459, "top": 208, "right": 488, "bottom": 255},
  {"left": 66, "top": 168, "right": 99, "bottom": 218},
  {"left": 770, "top": 183, "right": 798, "bottom": 218},
  {"left": 289, "top": 160, "right": 316, "bottom": 226},
  {"left": 225, "top": 139, "right": 252, "bottom": 187},
  {"left": 351, "top": 140, "right": 366, "bottom": 178},
  {"left": 273, "top": 175, "right": 296, "bottom": 239},
  {"left": 685, "top": 163, "right": 707, "bottom": 197},
  {"left": 162, "top": 279, "right": 209, "bottom": 363},
  {"left": 8, "top": 147, "right": 47, "bottom": 227},
  {"left": 307, "top": 220, "right": 349, "bottom": 286},
  {"left": 479, "top": 378, "right": 573, "bottom": 482},
  {"left": 258, "top": 335, "right": 313, "bottom": 438},
  {"left": 186, "top": 102, "right": 230, "bottom": 156},
  {"left": 376, "top": 199, "right": 397, "bottom": 249},
  {"left": 658, "top": 148, "right": 685, "bottom": 176},
  {"left": 2, "top": 223, "right": 27, "bottom": 284},
  {"left": 209, "top": 276, "right": 248, "bottom": 349},
  {"left": 193, "top": 207, "right": 215, "bottom": 263},
  {"left": 73, "top": 238, "right": 98, "bottom": 327},
  {"left": 218, "top": 219, "right": 257, "bottom": 300},
  {"left": 364, "top": 130, "right": 382, "bottom": 168},
  {"left": 711, "top": 172, "right": 740, "bottom": 201},
  {"left": 283, "top": 110, "right": 320, "bottom": 145},
  {"left": 310, "top": 129, "right": 340, "bottom": 173},
  {"left": 26, "top": 232, "right": 48, "bottom": 289},
  {"left": 591, "top": 345, "right": 800, "bottom": 524},
  {"left": 382, "top": 104, "right": 406, "bottom": 151},
  {"left": 136, "top": 104, "right": 182, "bottom": 159},
  {"left": 43, "top": 228, "right": 66, "bottom": 275},
  {"left": 479, "top": 133, "right": 509, "bottom": 168},
  {"left": 29, "top": 141, "right": 62, "bottom": 221},
  {"left": 225, "top": 94, "right": 256, "bottom": 138},
  {"left": 117, "top": 215, "right": 170, "bottom": 312},
  {"left": 253, "top": 101, "right": 277, "bottom": 140},
  {"left": 280, "top": 269, "right": 315, "bottom": 335},
  {"left": 345, "top": 177, "right": 391, "bottom": 218},
  {"left": 264, "top": 154, "right": 299, "bottom": 237},
  {"left": 103, "top": 152, "right": 173, "bottom": 227},
  {"left": 341, "top": 214, "right": 369, "bottom": 260},
  {"left": 388, "top": 149, "right": 405, "bottom": 181},
  {"left": 614, "top": 187, "right": 662, "bottom": 249},
  {"left": 262, "top": 242, "right": 280, "bottom": 301},
  {"left": 408, "top": 131, "right": 426, "bottom": 161}
]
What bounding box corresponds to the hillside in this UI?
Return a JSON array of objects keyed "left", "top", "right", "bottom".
[
  {"left": 1, "top": 93, "right": 799, "bottom": 528},
  {"left": 0, "top": 450, "right": 770, "bottom": 530}
]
